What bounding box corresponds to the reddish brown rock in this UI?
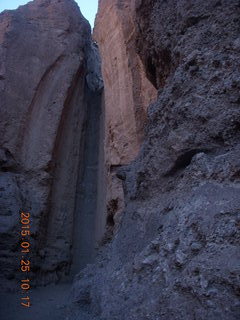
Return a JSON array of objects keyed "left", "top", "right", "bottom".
[{"left": 94, "top": 0, "right": 156, "bottom": 232}]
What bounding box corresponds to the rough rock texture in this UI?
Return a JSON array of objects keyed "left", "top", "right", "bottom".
[
  {"left": 72, "top": 0, "right": 240, "bottom": 319},
  {"left": 94, "top": 0, "right": 156, "bottom": 236},
  {"left": 0, "top": 0, "right": 103, "bottom": 288}
]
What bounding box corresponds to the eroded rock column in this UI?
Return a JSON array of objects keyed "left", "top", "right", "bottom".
[{"left": 94, "top": 0, "right": 157, "bottom": 235}]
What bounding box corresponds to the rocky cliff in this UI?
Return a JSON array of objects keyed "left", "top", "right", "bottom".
[
  {"left": 94, "top": 0, "right": 156, "bottom": 236},
  {"left": 0, "top": 0, "right": 103, "bottom": 288},
  {"left": 72, "top": 1, "right": 240, "bottom": 319},
  {"left": 0, "top": 0, "right": 239, "bottom": 319}
]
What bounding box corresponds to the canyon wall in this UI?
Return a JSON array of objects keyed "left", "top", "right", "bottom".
[
  {"left": 0, "top": 0, "right": 103, "bottom": 288},
  {"left": 72, "top": 0, "right": 240, "bottom": 319},
  {"left": 0, "top": 0, "right": 239, "bottom": 318},
  {"left": 94, "top": 0, "right": 156, "bottom": 236}
]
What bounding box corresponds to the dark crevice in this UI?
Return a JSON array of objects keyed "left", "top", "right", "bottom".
[
  {"left": 143, "top": 47, "right": 172, "bottom": 89},
  {"left": 70, "top": 83, "right": 103, "bottom": 275},
  {"left": 146, "top": 56, "right": 157, "bottom": 88},
  {"left": 107, "top": 199, "right": 118, "bottom": 227},
  {"left": 106, "top": 213, "right": 115, "bottom": 227},
  {"left": 183, "top": 15, "right": 210, "bottom": 31},
  {"left": 164, "top": 149, "right": 209, "bottom": 176},
  {"left": 0, "top": 148, "right": 20, "bottom": 173}
]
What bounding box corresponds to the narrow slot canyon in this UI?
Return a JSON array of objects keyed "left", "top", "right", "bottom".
[
  {"left": 71, "top": 84, "right": 103, "bottom": 276},
  {"left": 0, "top": 0, "right": 240, "bottom": 320}
]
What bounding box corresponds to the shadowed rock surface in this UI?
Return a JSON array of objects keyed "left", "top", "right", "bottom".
[
  {"left": 71, "top": 0, "right": 240, "bottom": 319},
  {"left": 0, "top": 0, "right": 240, "bottom": 319}
]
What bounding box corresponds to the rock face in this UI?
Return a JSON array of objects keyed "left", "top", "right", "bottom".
[
  {"left": 94, "top": 0, "right": 156, "bottom": 236},
  {"left": 72, "top": 0, "right": 240, "bottom": 319},
  {"left": 0, "top": 0, "right": 103, "bottom": 287},
  {"left": 1, "top": 0, "right": 240, "bottom": 318}
]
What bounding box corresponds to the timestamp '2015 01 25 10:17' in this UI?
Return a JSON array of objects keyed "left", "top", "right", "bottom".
[{"left": 20, "top": 211, "right": 31, "bottom": 308}]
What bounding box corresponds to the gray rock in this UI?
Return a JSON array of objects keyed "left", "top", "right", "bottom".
[
  {"left": 0, "top": 0, "right": 103, "bottom": 288},
  {"left": 71, "top": 1, "right": 240, "bottom": 319}
]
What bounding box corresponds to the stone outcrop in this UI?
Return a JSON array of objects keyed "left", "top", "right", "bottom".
[
  {"left": 94, "top": 0, "right": 156, "bottom": 236},
  {"left": 72, "top": 1, "right": 240, "bottom": 319},
  {"left": 0, "top": 0, "right": 240, "bottom": 319},
  {"left": 0, "top": 0, "right": 103, "bottom": 288}
]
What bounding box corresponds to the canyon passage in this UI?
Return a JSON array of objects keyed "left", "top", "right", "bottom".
[{"left": 0, "top": 0, "right": 240, "bottom": 320}]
